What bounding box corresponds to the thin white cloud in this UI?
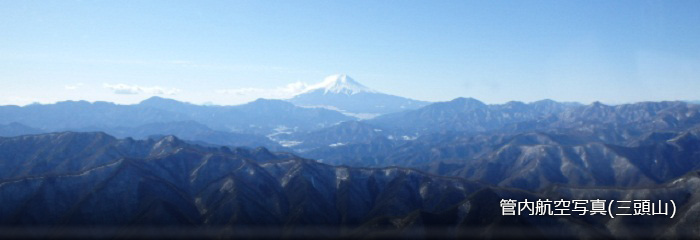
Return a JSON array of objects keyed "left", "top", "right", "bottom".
[
  {"left": 64, "top": 83, "right": 84, "bottom": 90},
  {"left": 216, "top": 81, "right": 309, "bottom": 99},
  {"left": 103, "top": 83, "right": 181, "bottom": 95}
]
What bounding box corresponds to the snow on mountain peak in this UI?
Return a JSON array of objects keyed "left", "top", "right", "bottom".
[{"left": 304, "top": 74, "right": 376, "bottom": 95}]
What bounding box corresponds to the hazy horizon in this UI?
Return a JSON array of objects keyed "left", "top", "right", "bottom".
[
  {"left": 4, "top": 92, "right": 694, "bottom": 108},
  {"left": 2, "top": 1, "right": 699, "bottom": 106}
]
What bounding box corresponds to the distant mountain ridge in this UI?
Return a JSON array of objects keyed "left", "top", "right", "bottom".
[
  {"left": 76, "top": 120, "right": 287, "bottom": 151},
  {"left": 302, "top": 99, "right": 700, "bottom": 192},
  {"left": 367, "top": 98, "right": 699, "bottom": 136},
  {"left": 366, "top": 97, "right": 575, "bottom": 134},
  {"left": 0, "top": 122, "right": 41, "bottom": 137},
  {"left": 0, "top": 97, "right": 354, "bottom": 137}
]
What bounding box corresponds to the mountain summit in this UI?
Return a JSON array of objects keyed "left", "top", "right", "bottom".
[
  {"left": 289, "top": 74, "right": 429, "bottom": 118},
  {"left": 303, "top": 74, "right": 376, "bottom": 95}
]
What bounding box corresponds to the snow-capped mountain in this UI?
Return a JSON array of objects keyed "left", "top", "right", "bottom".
[
  {"left": 289, "top": 74, "right": 429, "bottom": 118},
  {"left": 302, "top": 74, "right": 376, "bottom": 95}
]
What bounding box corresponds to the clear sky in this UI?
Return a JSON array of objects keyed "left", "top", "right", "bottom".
[{"left": 1, "top": 0, "right": 699, "bottom": 106}]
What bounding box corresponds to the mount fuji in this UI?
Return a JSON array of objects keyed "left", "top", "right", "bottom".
[{"left": 289, "top": 74, "right": 429, "bottom": 118}]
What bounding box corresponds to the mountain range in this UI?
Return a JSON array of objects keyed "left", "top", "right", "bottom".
[
  {"left": 1, "top": 132, "right": 699, "bottom": 238},
  {"left": 0, "top": 97, "right": 353, "bottom": 143},
  {"left": 300, "top": 100, "right": 700, "bottom": 192},
  {"left": 2, "top": 75, "right": 700, "bottom": 238}
]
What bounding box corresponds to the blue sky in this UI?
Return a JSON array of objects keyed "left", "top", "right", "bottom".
[{"left": 1, "top": 0, "right": 699, "bottom": 105}]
